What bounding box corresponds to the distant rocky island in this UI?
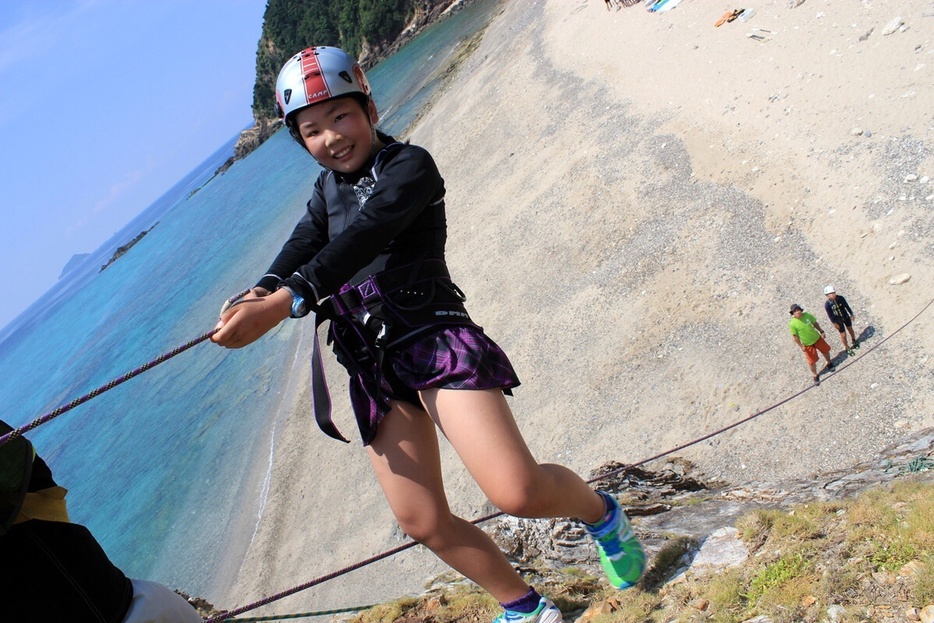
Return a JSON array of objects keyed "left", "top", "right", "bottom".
[
  {"left": 99, "top": 224, "right": 158, "bottom": 272},
  {"left": 59, "top": 253, "right": 91, "bottom": 280}
]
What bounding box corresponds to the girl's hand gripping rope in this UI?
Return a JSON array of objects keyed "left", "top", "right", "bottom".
[
  {"left": 218, "top": 287, "right": 270, "bottom": 317},
  {"left": 212, "top": 287, "right": 290, "bottom": 349}
]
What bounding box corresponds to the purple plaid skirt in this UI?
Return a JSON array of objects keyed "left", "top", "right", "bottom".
[{"left": 347, "top": 325, "right": 520, "bottom": 445}]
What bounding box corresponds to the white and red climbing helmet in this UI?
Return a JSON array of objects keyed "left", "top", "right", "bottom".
[{"left": 275, "top": 46, "right": 372, "bottom": 122}]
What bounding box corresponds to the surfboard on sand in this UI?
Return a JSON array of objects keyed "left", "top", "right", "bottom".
[{"left": 654, "top": 0, "right": 684, "bottom": 12}]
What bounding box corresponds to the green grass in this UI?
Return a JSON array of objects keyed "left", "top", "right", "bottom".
[
  {"left": 337, "top": 480, "right": 934, "bottom": 623},
  {"left": 747, "top": 552, "right": 811, "bottom": 604}
]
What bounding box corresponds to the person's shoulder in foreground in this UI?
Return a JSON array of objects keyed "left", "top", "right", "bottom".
[{"left": 0, "top": 419, "right": 200, "bottom": 623}]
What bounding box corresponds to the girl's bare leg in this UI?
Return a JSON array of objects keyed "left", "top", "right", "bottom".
[
  {"left": 419, "top": 388, "right": 606, "bottom": 524},
  {"left": 366, "top": 399, "right": 531, "bottom": 602}
]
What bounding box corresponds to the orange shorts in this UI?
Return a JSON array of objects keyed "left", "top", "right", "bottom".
[{"left": 802, "top": 337, "right": 830, "bottom": 365}]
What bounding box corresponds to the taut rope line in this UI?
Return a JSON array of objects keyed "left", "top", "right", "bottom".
[
  {"left": 0, "top": 289, "right": 250, "bottom": 448},
  {"left": 0, "top": 330, "right": 217, "bottom": 447}
]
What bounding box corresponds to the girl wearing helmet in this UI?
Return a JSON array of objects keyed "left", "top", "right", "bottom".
[{"left": 212, "top": 47, "right": 644, "bottom": 623}]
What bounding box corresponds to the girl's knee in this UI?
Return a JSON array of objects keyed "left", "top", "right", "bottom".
[
  {"left": 393, "top": 507, "right": 451, "bottom": 544},
  {"left": 489, "top": 481, "right": 547, "bottom": 518}
]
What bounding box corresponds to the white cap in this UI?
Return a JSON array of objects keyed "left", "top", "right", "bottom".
[{"left": 823, "top": 285, "right": 835, "bottom": 295}]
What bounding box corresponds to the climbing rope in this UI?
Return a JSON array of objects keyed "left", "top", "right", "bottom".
[
  {"left": 203, "top": 541, "right": 421, "bottom": 622},
  {"left": 223, "top": 604, "right": 376, "bottom": 622},
  {"left": 203, "top": 297, "right": 933, "bottom": 623},
  {"left": 0, "top": 330, "right": 217, "bottom": 447},
  {"left": 0, "top": 290, "right": 249, "bottom": 448}
]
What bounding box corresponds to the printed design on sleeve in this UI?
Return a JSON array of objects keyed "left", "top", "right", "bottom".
[{"left": 352, "top": 176, "right": 376, "bottom": 210}]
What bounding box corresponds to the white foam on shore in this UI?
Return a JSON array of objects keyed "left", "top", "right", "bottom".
[
  {"left": 215, "top": 319, "right": 313, "bottom": 604},
  {"left": 249, "top": 415, "right": 277, "bottom": 545},
  {"left": 246, "top": 320, "right": 309, "bottom": 552}
]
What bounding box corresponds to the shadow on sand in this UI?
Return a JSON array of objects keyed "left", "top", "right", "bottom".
[{"left": 826, "top": 325, "right": 876, "bottom": 369}]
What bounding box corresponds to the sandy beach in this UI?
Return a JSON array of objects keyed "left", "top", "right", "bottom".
[{"left": 217, "top": 0, "right": 934, "bottom": 617}]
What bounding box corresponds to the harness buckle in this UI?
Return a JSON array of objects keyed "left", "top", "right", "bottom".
[{"left": 374, "top": 320, "right": 391, "bottom": 350}]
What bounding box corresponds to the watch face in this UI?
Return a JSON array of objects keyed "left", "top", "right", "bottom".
[
  {"left": 281, "top": 285, "right": 311, "bottom": 318},
  {"left": 291, "top": 294, "right": 308, "bottom": 318}
]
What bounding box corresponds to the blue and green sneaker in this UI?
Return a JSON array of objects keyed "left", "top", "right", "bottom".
[
  {"left": 492, "top": 597, "right": 563, "bottom": 623},
  {"left": 583, "top": 491, "right": 646, "bottom": 589}
]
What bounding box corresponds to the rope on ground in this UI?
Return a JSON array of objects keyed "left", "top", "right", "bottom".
[
  {"left": 0, "top": 289, "right": 250, "bottom": 448},
  {"left": 204, "top": 296, "right": 933, "bottom": 623},
  {"left": 204, "top": 540, "right": 420, "bottom": 623},
  {"left": 223, "top": 604, "right": 377, "bottom": 622}
]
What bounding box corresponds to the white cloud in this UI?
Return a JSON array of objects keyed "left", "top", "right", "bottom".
[
  {"left": 0, "top": 1, "right": 100, "bottom": 71},
  {"left": 0, "top": 1, "right": 100, "bottom": 125},
  {"left": 66, "top": 168, "right": 143, "bottom": 235}
]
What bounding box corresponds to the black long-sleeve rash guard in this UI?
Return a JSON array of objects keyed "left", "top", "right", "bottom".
[{"left": 256, "top": 134, "right": 448, "bottom": 303}]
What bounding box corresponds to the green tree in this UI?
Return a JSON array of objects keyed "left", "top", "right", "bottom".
[{"left": 251, "top": 0, "right": 449, "bottom": 121}]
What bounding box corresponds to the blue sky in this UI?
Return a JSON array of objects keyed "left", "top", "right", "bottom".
[{"left": 0, "top": 0, "right": 268, "bottom": 331}]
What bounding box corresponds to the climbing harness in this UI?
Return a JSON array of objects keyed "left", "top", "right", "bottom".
[{"left": 310, "top": 259, "right": 477, "bottom": 442}]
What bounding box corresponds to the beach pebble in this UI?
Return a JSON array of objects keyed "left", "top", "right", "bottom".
[
  {"left": 691, "top": 599, "right": 710, "bottom": 610},
  {"left": 905, "top": 174, "right": 918, "bottom": 182},
  {"left": 850, "top": 128, "right": 863, "bottom": 136},
  {"left": 888, "top": 273, "right": 911, "bottom": 285},
  {"left": 882, "top": 17, "right": 903, "bottom": 36},
  {"left": 864, "top": 130, "right": 872, "bottom": 137}
]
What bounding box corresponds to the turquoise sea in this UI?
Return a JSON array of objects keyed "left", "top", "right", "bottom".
[{"left": 0, "top": 0, "right": 502, "bottom": 600}]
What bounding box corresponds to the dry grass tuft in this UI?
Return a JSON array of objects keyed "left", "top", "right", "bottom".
[{"left": 340, "top": 480, "right": 934, "bottom": 623}]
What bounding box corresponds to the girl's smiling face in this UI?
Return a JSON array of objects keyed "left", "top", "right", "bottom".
[{"left": 294, "top": 96, "right": 383, "bottom": 174}]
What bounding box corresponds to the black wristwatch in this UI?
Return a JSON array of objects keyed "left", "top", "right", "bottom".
[{"left": 280, "top": 286, "right": 309, "bottom": 318}]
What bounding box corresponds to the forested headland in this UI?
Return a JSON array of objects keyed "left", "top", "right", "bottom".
[{"left": 224, "top": 0, "right": 469, "bottom": 167}]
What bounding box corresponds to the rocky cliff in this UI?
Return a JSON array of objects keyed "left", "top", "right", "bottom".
[
  {"left": 222, "top": 0, "right": 478, "bottom": 173},
  {"left": 401, "top": 429, "right": 934, "bottom": 622}
]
